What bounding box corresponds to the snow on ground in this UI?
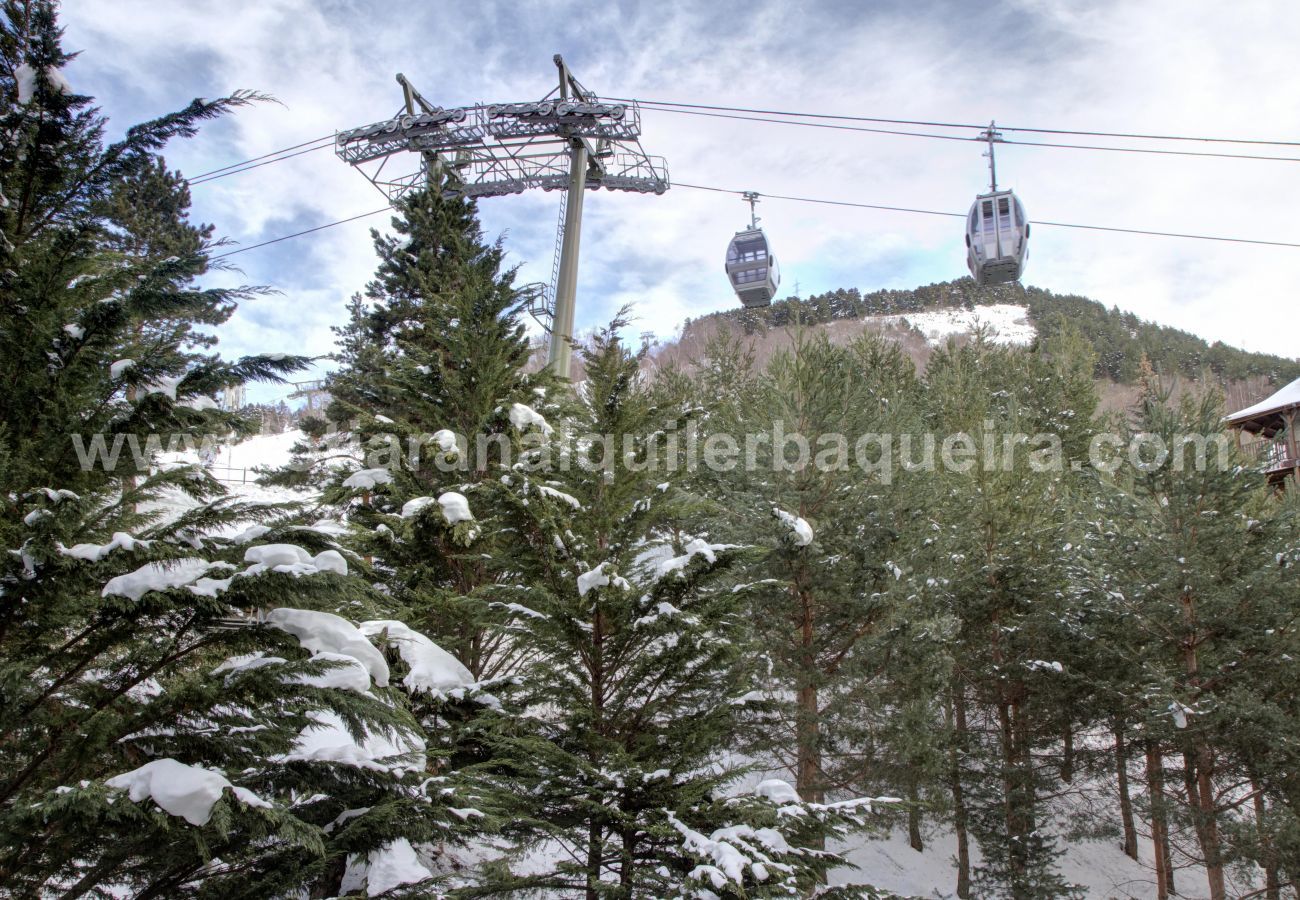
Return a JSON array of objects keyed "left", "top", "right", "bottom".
[
  {"left": 145, "top": 429, "right": 316, "bottom": 519},
  {"left": 210, "top": 429, "right": 306, "bottom": 471},
  {"left": 872, "top": 303, "right": 1036, "bottom": 347},
  {"left": 709, "top": 751, "right": 1240, "bottom": 899},
  {"left": 830, "top": 818, "right": 1237, "bottom": 899}
]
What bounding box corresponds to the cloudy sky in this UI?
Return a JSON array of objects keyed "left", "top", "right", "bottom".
[{"left": 59, "top": 0, "right": 1300, "bottom": 401}]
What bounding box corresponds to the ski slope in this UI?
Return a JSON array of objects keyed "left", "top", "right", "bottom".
[{"left": 873, "top": 303, "right": 1036, "bottom": 347}]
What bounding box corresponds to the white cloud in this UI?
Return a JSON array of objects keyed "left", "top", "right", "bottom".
[{"left": 58, "top": 0, "right": 1300, "bottom": 405}]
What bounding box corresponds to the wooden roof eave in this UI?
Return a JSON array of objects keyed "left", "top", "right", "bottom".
[{"left": 1226, "top": 404, "right": 1300, "bottom": 439}]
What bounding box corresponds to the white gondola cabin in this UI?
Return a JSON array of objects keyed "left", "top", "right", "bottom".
[
  {"left": 966, "top": 189, "right": 1028, "bottom": 286},
  {"left": 965, "top": 124, "right": 1029, "bottom": 286},
  {"left": 726, "top": 228, "right": 779, "bottom": 308}
]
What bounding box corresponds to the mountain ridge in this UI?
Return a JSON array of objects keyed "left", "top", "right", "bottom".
[{"left": 681, "top": 279, "right": 1300, "bottom": 388}]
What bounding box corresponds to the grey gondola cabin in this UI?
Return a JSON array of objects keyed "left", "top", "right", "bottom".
[
  {"left": 724, "top": 192, "right": 779, "bottom": 307},
  {"left": 726, "top": 227, "right": 780, "bottom": 307},
  {"left": 966, "top": 189, "right": 1028, "bottom": 285}
]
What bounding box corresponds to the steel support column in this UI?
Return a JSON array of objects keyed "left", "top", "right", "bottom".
[{"left": 548, "top": 142, "right": 588, "bottom": 378}]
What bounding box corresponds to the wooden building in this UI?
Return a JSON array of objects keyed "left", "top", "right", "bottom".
[{"left": 1225, "top": 376, "right": 1300, "bottom": 488}]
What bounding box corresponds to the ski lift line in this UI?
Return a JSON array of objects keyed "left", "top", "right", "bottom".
[
  {"left": 203, "top": 187, "right": 1300, "bottom": 266},
  {"left": 209, "top": 207, "right": 390, "bottom": 260},
  {"left": 674, "top": 182, "right": 1300, "bottom": 249},
  {"left": 639, "top": 106, "right": 976, "bottom": 143},
  {"left": 679, "top": 181, "right": 964, "bottom": 219},
  {"left": 181, "top": 103, "right": 1297, "bottom": 193},
  {"left": 188, "top": 134, "right": 335, "bottom": 181},
  {"left": 617, "top": 97, "right": 1300, "bottom": 150},
  {"left": 189, "top": 141, "right": 336, "bottom": 185},
  {"left": 636, "top": 105, "right": 1300, "bottom": 164},
  {"left": 187, "top": 93, "right": 1300, "bottom": 189}
]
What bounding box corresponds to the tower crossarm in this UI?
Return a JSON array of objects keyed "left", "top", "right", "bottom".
[{"left": 336, "top": 100, "right": 666, "bottom": 200}]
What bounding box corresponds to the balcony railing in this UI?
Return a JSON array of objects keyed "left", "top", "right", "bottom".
[{"left": 1241, "top": 439, "right": 1298, "bottom": 473}]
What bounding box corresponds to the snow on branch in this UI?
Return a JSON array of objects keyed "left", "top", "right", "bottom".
[
  {"left": 105, "top": 758, "right": 269, "bottom": 826},
  {"left": 266, "top": 608, "right": 389, "bottom": 686},
  {"left": 359, "top": 619, "right": 475, "bottom": 698},
  {"left": 773, "top": 508, "right": 813, "bottom": 547}
]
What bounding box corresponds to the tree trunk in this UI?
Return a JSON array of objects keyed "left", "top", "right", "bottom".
[
  {"left": 1146, "top": 741, "right": 1171, "bottom": 900},
  {"left": 947, "top": 687, "right": 972, "bottom": 900},
  {"left": 907, "top": 780, "right": 923, "bottom": 852},
  {"left": 587, "top": 601, "right": 606, "bottom": 899},
  {"left": 1177, "top": 587, "right": 1225, "bottom": 900},
  {"left": 992, "top": 609, "right": 1031, "bottom": 895},
  {"left": 1191, "top": 744, "right": 1225, "bottom": 900},
  {"left": 794, "top": 585, "right": 823, "bottom": 806},
  {"left": 123, "top": 384, "right": 138, "bottom": 511},
  {"left": 619, "top": 828, "right": 636, "bottom": 896},
  {"left": 586, "top": 821, "right": 602, "bottom": 900},
  {"left": 1001, "top": 690, "right": 1035, "bottom": 899},
  {"left": 1114, "top": 719, "right": 1139, "bottom": 861},
  {"left": 795, "top": 680, "right": 822, "bottom": 803},
  {"left": 1061, "top": 722, "right": 1074, "bottom": 784},
  {"left": 1250, "top": 780, "right": 1279, "bottom": 900}
]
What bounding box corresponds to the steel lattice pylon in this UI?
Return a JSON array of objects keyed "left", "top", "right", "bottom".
[
  {"left": 336, "top": 102, "right": 668, "bottom": 200},
  {"left": 336, "top": 57, "right": 669, "bottom": 377}
]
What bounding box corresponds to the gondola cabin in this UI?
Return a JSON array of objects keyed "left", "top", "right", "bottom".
[
  {"left": 726, "top": 227, "right": 780, "bottom": 308},
  {"left": 966, "top": 189, "right": 1028, "bottom": 286}
]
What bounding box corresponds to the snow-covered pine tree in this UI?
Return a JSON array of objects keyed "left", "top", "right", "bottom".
[
  {"left": 0, "top": 6, "right": 279, "bottom": 497},
  {"left": 0, "top": 6, "right": 484, "bottom": 895},
  {"left": 469, "top": 318, "right": 889, "bottom": 897},
  {"left": 1, "top": 499, "right": 481, "bottom": 896},
  {"left": 262, "top": 183, "right": 572, "bottom": 888},
  {"left": 278, "top": 184, "right": 559, "bottom": 681},
  {"left": 677, "top": 324, "right": 937, "bottom": 823},
  {"left": 913, "top": 333, "right": 1095, "bottom": 900},
  {"left": 1082, "top": 380, "right": 1300, "bottom": 900}
]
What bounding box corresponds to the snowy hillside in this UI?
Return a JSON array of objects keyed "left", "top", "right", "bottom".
[
  {"left": 159, "top": 428, "right": 302, "bottom": 478},
  {"left": 206, "top": 429, "right": 303, "bottom": 473},
  {"left": 151, "top": 429, "right": 314, "bottom": 513},
  {"left": 871, "top": 302, "right": 1036, "bottom": 347}
]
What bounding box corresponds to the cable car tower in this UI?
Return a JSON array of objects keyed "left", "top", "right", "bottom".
[{"left": 335, "top": 56, "right": 669, "bottom": 378}]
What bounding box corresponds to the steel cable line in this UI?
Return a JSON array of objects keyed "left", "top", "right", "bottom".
[
  {"left": 674, "top": 182, "right": 1300, "bottom": 248},
  {"left": 182, "top": 121, "right": 1300, "bottom": 258},
  {"left": 190, "top": 141, "right": 336, "bottom": 185},
  {"left": 642, "top": 105, "right": 977, "bottom": 144},
  {"left": 181, "top": 98, "right": 1300, "bottom": 195},
  {"left": 209, "top": 182, "right": 1300, "bottom": 265},
  {"left": 186, "top": 92, "right": 1300, "bottom": 192},
  {"left": 188, "top": 134, "right": 335, "bottom": 181},
  {"left": 636, "top": 104, "right": 1300, "bottom": 164},
  {"left": 209, "top": 207, "right": 390, "bottom": 260},
  {"left": 617, "top": 96, "right": 1300, "bottom": 149}
]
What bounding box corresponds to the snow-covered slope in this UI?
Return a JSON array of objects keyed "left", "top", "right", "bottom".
[
  {"left": 149, "top": 429, "right": 314, "bottom": 516},
  {"left": 205, "top": 429, "right": 306, "bottom": 473},
  {"left": 872, "top": 303, "right": 1036, "bottom": 348}
]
